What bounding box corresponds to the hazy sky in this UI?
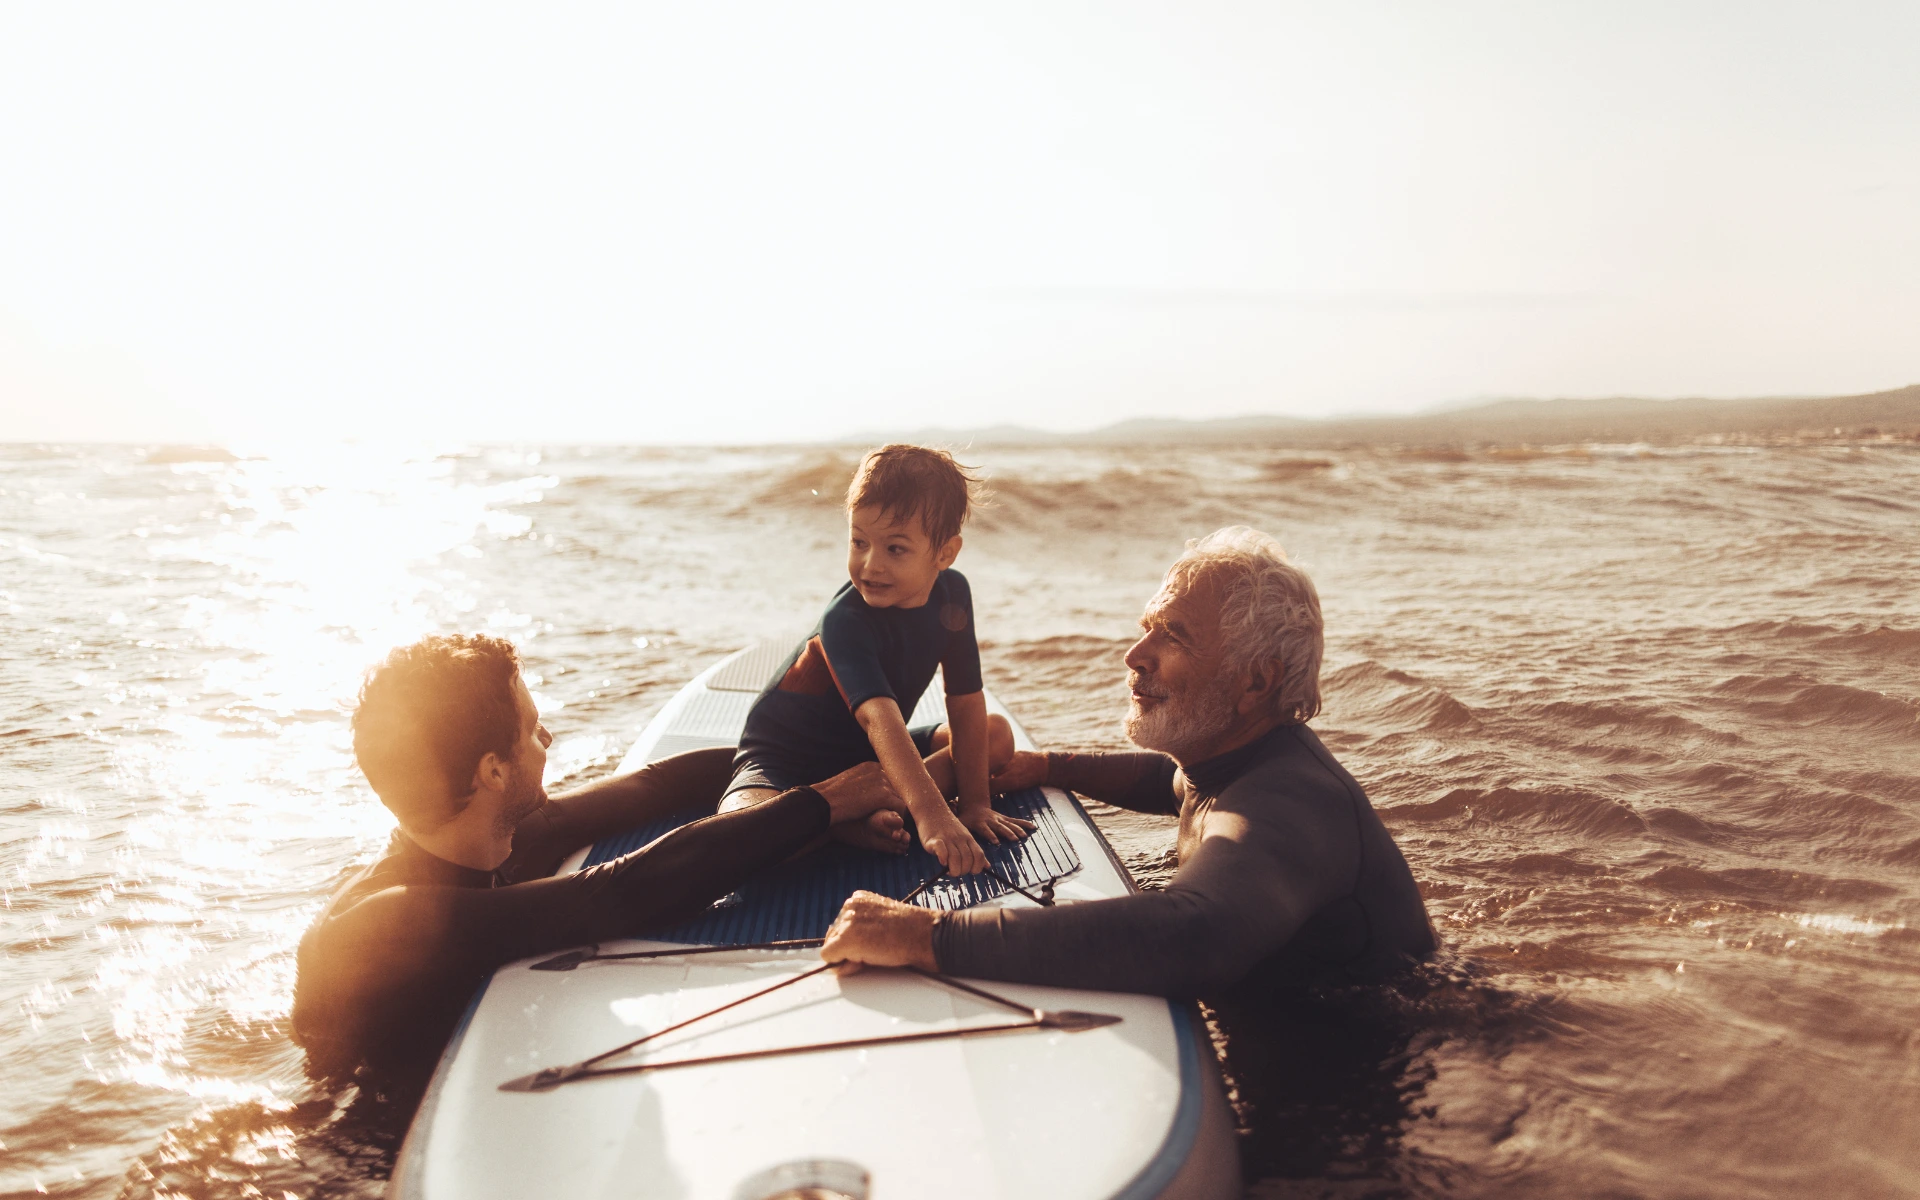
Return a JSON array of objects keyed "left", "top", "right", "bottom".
[{"left": 2, "top": 2, "right": 1915, "bottom": 445}]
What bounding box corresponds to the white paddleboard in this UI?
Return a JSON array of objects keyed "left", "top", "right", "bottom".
[{"left": 390, "top": 644, "right": 1237, "bottom": 1199}]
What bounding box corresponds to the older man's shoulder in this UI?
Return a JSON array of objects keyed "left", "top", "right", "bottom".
[{"left": 1234, "top": 723, "right": 1370, "bottom": 811}]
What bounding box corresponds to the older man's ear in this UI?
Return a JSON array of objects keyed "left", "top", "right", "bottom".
[{"left": 1238, "top": 659, "right": 1286, "bottom": 717}]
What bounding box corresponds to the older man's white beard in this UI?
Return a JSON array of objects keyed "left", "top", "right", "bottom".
[{"left": 1125, "top": 675, "right": 1238, "bottom": 759}]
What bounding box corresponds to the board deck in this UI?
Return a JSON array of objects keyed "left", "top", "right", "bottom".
[
  {"left": 390, "top": 644, "right": 1237, "bottom": 1200},
  {"left": 572, "top": 784, "right": 1081, "bottom": 943}
]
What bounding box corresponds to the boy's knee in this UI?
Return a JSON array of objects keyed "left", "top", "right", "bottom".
[{"left": 987, "top": 714, "right": 1014, "bottom": 764}]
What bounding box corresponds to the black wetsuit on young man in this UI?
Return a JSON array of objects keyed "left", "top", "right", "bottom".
[
  {"left": 291, "top": 748, "right": 823, "bottom": 1073},
  {"left": 730, "top": 569, "right": 981, "bottom": 795},
  {"left": 931, "top": 723, "right": 1437, "bottom": 995}
]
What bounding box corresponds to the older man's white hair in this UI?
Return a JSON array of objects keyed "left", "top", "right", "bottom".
[{"left": 1166, "top": 526, "right": 1324, "bottom": 724}]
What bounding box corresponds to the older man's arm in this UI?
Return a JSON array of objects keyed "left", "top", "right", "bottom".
[
  {"left": 991, "top": 749, "right": 1182, "bottom": 816},
  {"left": 831, "top": 793, "right": 1358, "bottom": 996}
]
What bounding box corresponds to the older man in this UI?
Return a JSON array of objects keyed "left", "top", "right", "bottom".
[
  {"left": 822, "top": 526, "right": 1435, "bottom": 995},
  {"left": 293, "top": 633, "right": 898, "bottom": 1072}
]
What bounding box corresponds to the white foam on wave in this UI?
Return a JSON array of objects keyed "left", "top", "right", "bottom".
[{"left": 1792, "top": 913, "right": 1903, "bottom": 937}]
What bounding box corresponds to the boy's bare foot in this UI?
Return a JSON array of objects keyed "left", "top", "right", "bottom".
[{"left": 830, "top": 809, "right": 912, "bottom": 855}]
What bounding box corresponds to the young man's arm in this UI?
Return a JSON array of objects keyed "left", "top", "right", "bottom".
[
  {"left": 498, "top": 746, "right": 735, "bottom": 882},
  {"left": 295, "top": 782, "right": 841, "bottom": 1067},
  {"left": 855, "top": 696, "right": 987, "bottom": 875}
]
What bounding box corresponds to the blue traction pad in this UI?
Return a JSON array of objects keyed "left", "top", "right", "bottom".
[{"left": 579, "top": 787, "right": 1081, "bottom": 946}]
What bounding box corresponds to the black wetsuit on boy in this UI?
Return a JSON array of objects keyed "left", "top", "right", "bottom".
[
  {"left": 730, "top": 569, "right": 981, "bottom": 795},
  {"left": 291, "top": 748, "right": 829, "bottom": 1073}
]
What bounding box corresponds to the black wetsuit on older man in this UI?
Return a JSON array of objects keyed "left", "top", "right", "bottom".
[
  {"left": 932, "top": 722, "right": 1436, "bottom": 995},
  {"left": 292, "top": 747, "right": 819, "bottom": 1073}
]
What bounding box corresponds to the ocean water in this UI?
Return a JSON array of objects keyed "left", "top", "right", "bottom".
[{"left": 3, "top": 441, "right": 1918, "bottom": 1198}]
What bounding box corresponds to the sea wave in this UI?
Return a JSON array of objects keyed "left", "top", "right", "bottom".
[
  {"left": 1391, "top": 785, "right": 1650, "bottom": 839},
  {"left": 1710, "top": 675, "right": 1919, "bottom": 732},
  {"left": 1516, "top": 699, "right": 1743, "bottom": 747},
  {"left": 751, "top": 452, "right": 863, "bottom": 507},
  {"left": 1641, "top": 864, "right": 1900, "bottom": 904},
  {"left": 1723, "top": 620, "right": 1920, "bottom": 657},
  {"left": 1322, "top": 660, "right": 1481, "bottom": 735}
]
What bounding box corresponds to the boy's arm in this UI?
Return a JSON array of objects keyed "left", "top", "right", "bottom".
[
  {"left": 855, "top": 696, "right": 988, "bottom": 875},
  {"left": 947, "top": 690, "right": 990, "bottom": 813},
  {"left": 946, "top": 691, "right": 1032, "bottom": 845}
]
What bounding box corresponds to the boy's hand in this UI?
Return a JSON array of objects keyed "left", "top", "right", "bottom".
[
  {"left": 918, "top": 809, "right": 989, "bottom": 876},
  {"left": 988, "top": 750, "right": 1049, "bottom": 795},
  {"left": 957, "top": 802, "right": 1034, "bottom": 847}
]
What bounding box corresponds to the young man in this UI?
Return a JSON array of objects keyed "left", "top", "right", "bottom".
[
  {"left": 292, "top": 633, "right": 899, "bottom": 1072},
  {"left": 722, "top": 445, "right": 1029, "bottom": 876}
]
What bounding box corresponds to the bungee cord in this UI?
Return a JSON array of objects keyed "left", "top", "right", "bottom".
[{"left": 499, "top": 959, "right": 1120, "bottom": 1093}]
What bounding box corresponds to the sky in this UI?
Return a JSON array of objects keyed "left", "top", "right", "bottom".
[{"left": 1, "top": 2, "right": 1915, "bottom": 445}]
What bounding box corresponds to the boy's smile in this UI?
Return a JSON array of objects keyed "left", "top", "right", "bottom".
[{"left": 847, "top": 504, "right": 960, "bottom": 609}]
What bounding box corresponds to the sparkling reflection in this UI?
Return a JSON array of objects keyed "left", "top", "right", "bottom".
[{"left": 2, "top": 444, "right": 555, "bottom": 1195}]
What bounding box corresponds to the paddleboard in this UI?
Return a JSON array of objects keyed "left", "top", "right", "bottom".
[{"left": 390, "top": 643, "right": 1238, "bottom": 1199}]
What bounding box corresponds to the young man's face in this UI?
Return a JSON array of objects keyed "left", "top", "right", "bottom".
[
  {"left": 497, "top": 675, "right": 553, "bottom": 833},
  {"left": 846, "top": 504, "right": 959, "bottom": 609}
]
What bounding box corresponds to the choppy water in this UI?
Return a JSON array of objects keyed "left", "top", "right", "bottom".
[{"left": 4, "top": 441, "right": 1918, "bottom": 1198}]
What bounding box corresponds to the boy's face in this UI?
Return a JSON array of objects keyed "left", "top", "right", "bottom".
[{"left": 846, "top": 504, "right": 960, "bottom": 609}]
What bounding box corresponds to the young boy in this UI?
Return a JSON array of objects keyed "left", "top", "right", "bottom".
[{"left": 721, "top": 445, "right": 1030, "bottom": 875}]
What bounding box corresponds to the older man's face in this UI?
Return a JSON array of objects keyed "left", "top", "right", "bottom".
[{"left": 1123, "top": 570, "right": 1239, "bottom": 759}]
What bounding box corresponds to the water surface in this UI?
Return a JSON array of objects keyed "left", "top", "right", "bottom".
[{"left": 3, "top": 442, "right": 1917, "bottom": 1197}]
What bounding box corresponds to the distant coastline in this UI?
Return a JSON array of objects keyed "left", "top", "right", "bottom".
[
  {"left": 852, "top": 383, "right": 1920, "bottom": 451},
  {"left": 17, "top": 384, "right": 1920, "bottom": 458}
]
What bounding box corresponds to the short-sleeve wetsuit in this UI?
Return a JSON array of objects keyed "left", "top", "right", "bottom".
[
  {"left": 931, "top": 723, "right": 1438, "bottom": 996},
  {"left": 291, "top": 748, "right": 830, "bottom": 1074},
  {"left": 730, "top": 569, "right": 982, "bottom": 794}
]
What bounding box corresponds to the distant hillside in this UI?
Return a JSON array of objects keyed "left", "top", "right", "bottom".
[{"left": 855, "top": 384, "right": 1920, "bottom": 449}]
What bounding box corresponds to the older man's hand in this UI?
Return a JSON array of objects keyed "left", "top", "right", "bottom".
[
  {"left": 821, "top": 891, "right": 938, "bottom": 973},
  {"left": 810, "top": 762, "right": 904, "bottom": 826},
  {"left": 988, "top": 749, "right": 1050, "bottom": 795}
]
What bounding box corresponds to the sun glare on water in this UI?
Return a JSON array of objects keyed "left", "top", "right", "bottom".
[{"left": 1, "top": 443, "right": 569, "bottom": 1187}]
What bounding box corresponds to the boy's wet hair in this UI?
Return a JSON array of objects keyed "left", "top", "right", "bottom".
[
  {"left": 353, "top": 633, "right": 523, "bottom": 830},
  {"left": 845, "top": 444, "right": 984, "bottom": 547}
]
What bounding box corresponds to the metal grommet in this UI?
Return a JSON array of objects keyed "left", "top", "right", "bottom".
[{"left": 732, "top": 1158, "right": 870, "bottom": 1200}]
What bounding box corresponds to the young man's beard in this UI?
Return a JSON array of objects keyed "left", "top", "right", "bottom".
[
  {"left": 493, "top": 765, "right": 548, "bottom": 838},
  {"left": 1125, "top": 671, "right": 1238, "bottom": 760}
]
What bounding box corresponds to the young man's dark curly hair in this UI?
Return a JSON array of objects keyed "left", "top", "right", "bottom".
[{"left": 351, "top": 633, "right": 523, "bottom": 830}]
